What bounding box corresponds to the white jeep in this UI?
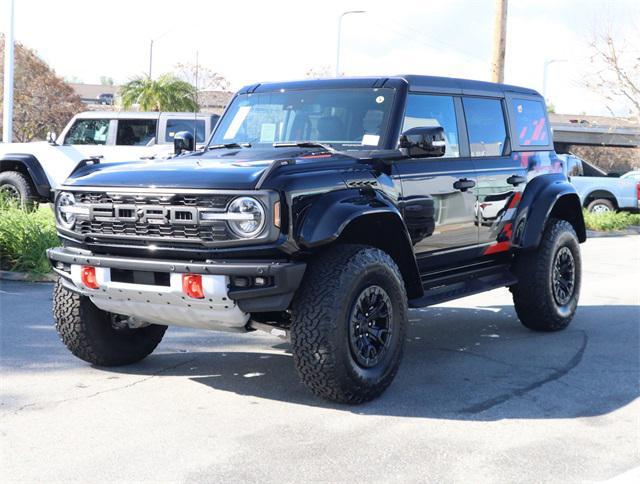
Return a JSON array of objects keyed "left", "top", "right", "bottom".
[{"left": 0, "top": 111, "right": 219, "bottom": 206}]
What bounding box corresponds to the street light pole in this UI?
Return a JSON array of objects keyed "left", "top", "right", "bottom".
[
  {"left": 336, "top": 10, "right": 366, "bottom": 77},
  {"left": 148, "top": 30, "right": 171, "bottom": 80},
  {"left": 2, "top": 0, "right": 15, "bottom": 143},
  {"left": 542, "top": 59, "right": 568, "bottom": 100},
  {"left": 148, "top": 39, "right": 153, "bottom": 78}
]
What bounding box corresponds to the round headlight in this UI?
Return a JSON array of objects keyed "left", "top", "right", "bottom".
[
  {"left": 56, "top": 192, "right": 77, "bottom": 230},
  {"left": 227, "top": 197, "right": 265, "bottom": 238}
]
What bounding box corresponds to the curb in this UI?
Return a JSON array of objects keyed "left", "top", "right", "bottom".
[
  {"left": 587, "top": 226, "right": 640, "bottom": 238},
  {"left": 0, "top": 270, "right": 56, "bottom": 283}
]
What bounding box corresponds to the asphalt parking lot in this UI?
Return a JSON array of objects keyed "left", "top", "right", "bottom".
[{"left": 1, "top": 235, "right": 639, "bottom": 483}]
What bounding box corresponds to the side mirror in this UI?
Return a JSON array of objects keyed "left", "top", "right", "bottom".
[
  {"left": 400, "top": 126, "right": 446, "bottom": 158},
  {"left": 174, "top": 131, "right": 194, "bottom": 154},
  {"left": 47, "top": 131, "right": 57, "bottom": 145}
]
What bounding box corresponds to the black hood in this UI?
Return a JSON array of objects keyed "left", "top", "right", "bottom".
[{"left": 62, "top": 148, "right": 360, "bottom": 190}]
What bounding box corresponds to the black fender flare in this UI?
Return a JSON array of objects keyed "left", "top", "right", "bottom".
[
  {"left": 296, "top": 188, "right": 423, "bottom": 298},
  {"left": 0, "top": 153, "right": 52, "bottom": 200},
  {"left": 512, "top": 173, "right": 586, "bottom": 249}
]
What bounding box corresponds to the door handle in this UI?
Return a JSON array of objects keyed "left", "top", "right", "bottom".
[
  {"left": 507, "top": 174, "right": 526, "bottom": 186},
  {"left": 453, "top": 178, "right": 476, "bottom": 192}
]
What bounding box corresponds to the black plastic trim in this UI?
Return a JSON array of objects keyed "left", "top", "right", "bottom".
[{"left": 0, "top": 153, "right": 52, "bottom": 200}]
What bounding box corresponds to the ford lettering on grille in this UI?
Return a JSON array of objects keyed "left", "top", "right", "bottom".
[{"left": 90, "top": 204, "right": 199, "bottom": 225}]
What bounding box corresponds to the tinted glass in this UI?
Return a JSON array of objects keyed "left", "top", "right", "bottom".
[
  {"left": 463, "top": 98, "right": 507, "bottom": 157},
  {"left": 512, "top": 98, "right": 549, "bottom": 146},
  {"left": 64, "top": 119, "right": 110, "bottom": 145},
  {"left": 165, "top": 119, "right": 206, "bottom": 143},
  {"left": 116, "top": 119, "right": 157, "bottom": 146},
  {"left": 402, "top": 94, "right": 459, "bottom": 157},
  {"left": 211, "top": 88, "right": 396, "bottom": 148}
]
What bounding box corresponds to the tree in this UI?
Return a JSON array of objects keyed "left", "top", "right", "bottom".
[
  {"left": 584, "top": 27, "right": 640, "bottom": 118},
  {"left": 305, "top": 66, "right": 333, "bottom": 79},
  {"left": 174, "top": 62, "right": 229, "bottom": 91},
  {"left": 99, "top": 76, "right": 114, "bottom": 86},
  {"left": 120, "top": 74, "right": 198, "bottom": 112},
  {"left": 0, "top": 35, "right": 84, "bottom": 142}
]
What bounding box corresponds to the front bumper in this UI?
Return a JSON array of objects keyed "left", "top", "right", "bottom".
[{"left": 48, "top": 247, "right": 306, "bottom": 331}]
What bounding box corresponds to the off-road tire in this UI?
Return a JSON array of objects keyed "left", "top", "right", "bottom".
[
  {"left": 0, "top": 170, "right": 38, "bottom": 209},
  {"left": 511, "top": 218, "right": 581, "bottom": 332},
  {"left": 587, "top": 198, "right": 615, "bottom": 213},
  {"left": 53, "top": 279, "right": 167, "bottom": 366},
  {"left": 290, "top": 244, "right": 408, "bottom": 404}
]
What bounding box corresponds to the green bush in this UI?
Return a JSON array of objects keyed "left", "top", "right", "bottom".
[
  {"left": 583, "top": 209, "right": 640, "bottom": 232},
  {"left": 0, "top": 198, "right": 59, "bottom": 276}
]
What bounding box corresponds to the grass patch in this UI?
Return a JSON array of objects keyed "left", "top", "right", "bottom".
[
  {"left": 583, "top": 209, "right": 640, "bottom": 232},
  {"left": 0, "top": 197, "right": 59, "bottom": 276}
]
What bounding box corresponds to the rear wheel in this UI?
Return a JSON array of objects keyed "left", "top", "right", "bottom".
[
  {"left": 53, "top": 279, "right": 167, "bottom": 366},
  {"left": 511, "top": 218, "right": 581, "bottom": 331},
  {"left": 0, "top": 171, "right": 38, "bottom": 209},
  {"left": 290, "top": 244, "right": 407, "bottom": 404},
  {"left": 587, "top": 198, "right": 615, "bottom": 213}
]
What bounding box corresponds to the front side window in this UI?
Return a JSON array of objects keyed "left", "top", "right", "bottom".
[
  {"left": 64, "top": 119, "right": 110, "bottom": 145},
  {"left": 463, "top": 97, "right": 508, "bottom": 157},
  {"left": 165, "top": 119, "right": 205, "bottom": 143},
  {"left": 402, "top": 94, "right": 460, "bottom": 158},
  {"left": 211, "top": 88, "right": 396, "bottom": 149},
  {"left": 512, "top": 98, "right": 549, "bottom": 146},
  {"left": 116, "top": 119, "right": 157, "bottom": 146}
]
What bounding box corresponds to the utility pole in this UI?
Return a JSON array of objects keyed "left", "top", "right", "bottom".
[
  {"left": 490, "top": 0, "right": 508, "bottom": 83},
  {"left": 2, "top": 0, "right": 15, "bottom": 143}
]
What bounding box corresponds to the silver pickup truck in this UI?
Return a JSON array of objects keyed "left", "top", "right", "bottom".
[{"left": 559, "top": 154, "right": 639, "bottom": 213}]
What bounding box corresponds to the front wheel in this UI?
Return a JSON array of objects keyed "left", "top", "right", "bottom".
[
  {"left": 0, "top": 171, "right": 38, "bottom": 210},
  {"left": 290, "top": 245, "right": 408, "bottom": 404},
  {"left": 511, "top": 218, "right": 582, "bottom": 331},
  {"left": 53, "top": 279, "right": 167, "bottom": 366}
]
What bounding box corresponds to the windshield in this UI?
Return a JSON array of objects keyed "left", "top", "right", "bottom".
[{"left": 210, "top": 88, "right": 396, "bottom": 149}]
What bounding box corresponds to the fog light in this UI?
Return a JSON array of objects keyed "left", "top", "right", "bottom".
[
  {"left": 182, "top": 274, "right": 204, "bottom": 299},
  {"left": 254, "top": 276, "right": 267, "bottom": 286},
  {"left": 81, "top": 266, "right": 99, "bottom": 289},
  {"left": 232, "top": 276, "right": 251, "bottom": 288}
]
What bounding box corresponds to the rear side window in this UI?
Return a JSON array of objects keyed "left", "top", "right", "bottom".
[
  {"left": 116, "top": 119, "right": 157, "bottom": 146},
  {"left": 402, "top": 94, "right": 460, "bottom": 157},
  {"left": 64, "top": 119, "right": 110, "bottom": 145},
  {"left": 165, "top": 119, "right": 206, "bottom": 143},
  {"left": 462, "top": 98, "right": 507, "bottom": 157},
  {"left": 512, "top": 98, "right": 549, "bottom": 146}
]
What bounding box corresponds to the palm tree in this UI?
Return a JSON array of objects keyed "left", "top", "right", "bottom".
[{"left": 120, "top": 74, "right": 198, "bottom": 111}]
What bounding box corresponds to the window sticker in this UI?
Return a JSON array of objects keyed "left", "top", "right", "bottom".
[
  {"left": 95, "top": 126, "right": 108, "bottom": 142},
  {"left": 223, "top": 105, "right": 251, "bottom": 139},
  {"left": 376, "top": 96, "right": 385, "bottom": 104},
  {"left": 362, "top": 134, "right": 380, "bottom": 146},
  {"left": 260, "top": 123, "right": 277, "bottom": 143}
]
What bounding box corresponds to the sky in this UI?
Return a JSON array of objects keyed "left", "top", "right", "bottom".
[{"left": 2, "top": 0, "right": 639, "bottom": 116}]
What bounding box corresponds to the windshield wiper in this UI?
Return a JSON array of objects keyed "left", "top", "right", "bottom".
[
  {"left": 272, "top": 141, "right": 336, "bottom": 152},
  {"left": 207, "top": 142, "right": 251, "bottom": 150}
]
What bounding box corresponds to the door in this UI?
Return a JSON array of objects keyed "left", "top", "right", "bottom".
[
  {"left": 462, "top": 96, "right": 527, "bottom": 248},
  {"left": 394, "top": 93, "right": 478, "bottom": 271}
]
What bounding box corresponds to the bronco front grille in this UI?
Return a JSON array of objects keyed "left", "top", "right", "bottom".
[{"left": 68, "top": 191, "right": 236, "bottom": 245}]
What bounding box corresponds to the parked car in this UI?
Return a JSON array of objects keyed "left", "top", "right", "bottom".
[
  {"left": 96, "top": 93, "right": 114, "bottom": 105},
  {"left": 0, "top": 111, "right": 219, "bottom": 206},
  {"left": 48, "top": 75, "right": 586, "bottom": 404},
  {"left": 558, "top": 154, "right": 639, "bottom": 212}
]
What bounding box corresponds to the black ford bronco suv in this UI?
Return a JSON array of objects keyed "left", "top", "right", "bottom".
[{"left": 48, "top": 75, "right": 586, "bottom": 403}]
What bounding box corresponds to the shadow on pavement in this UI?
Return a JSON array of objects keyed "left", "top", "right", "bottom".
[{"left": 109, "top": 304, "right": 640, "bottom": 420}]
